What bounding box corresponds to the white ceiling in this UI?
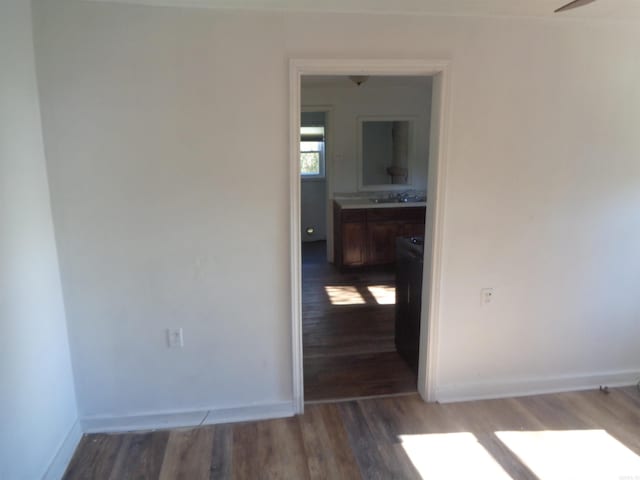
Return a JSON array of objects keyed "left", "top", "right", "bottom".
[{"left": 83, "top": 0, "right": 640, "bottom": 20}]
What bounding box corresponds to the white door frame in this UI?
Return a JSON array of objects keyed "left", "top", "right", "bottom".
[{"left": 289, "top": 59, "right": 451, "bottom": 414}]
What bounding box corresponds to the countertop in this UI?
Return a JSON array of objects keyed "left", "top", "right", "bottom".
[{"left": 334, "top": 198, "right": 426, "bottom": 210}]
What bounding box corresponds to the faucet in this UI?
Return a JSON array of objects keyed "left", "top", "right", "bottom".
[
  {"left": 396, "top": 191, "right": 413, "bottom": 203},
  {"left": 384, "top": 191, "right": 416, "bottom": 203}
]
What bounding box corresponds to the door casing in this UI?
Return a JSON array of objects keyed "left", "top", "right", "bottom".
[{"left": 289, "top": 59, "right": 452, "bottom": 413}]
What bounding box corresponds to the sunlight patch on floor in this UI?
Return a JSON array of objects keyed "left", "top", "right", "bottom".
[
  {"left": 400, "top": 433, "right": 512, "bottom": 479},
  {"left": 496, "top": 429, "right": 640, "bottom": 480},
  {"left": 367, "top": 285, "right": 396, "bottom": 305},
  {"left": 324, "top": 285, "right": 366, "bottom": 305}
]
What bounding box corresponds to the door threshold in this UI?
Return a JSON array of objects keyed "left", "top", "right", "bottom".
[{"left": 304, "top": 390, "right": 418, "bottom": 406}]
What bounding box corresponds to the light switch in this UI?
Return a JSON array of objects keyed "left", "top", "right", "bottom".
[{"left": 167, "top": 328, "right": 184, "bottom": 348}]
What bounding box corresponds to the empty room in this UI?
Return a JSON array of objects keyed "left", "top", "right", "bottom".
[{"left": 2, "top": 0, "right": 640, "bottom": 478}]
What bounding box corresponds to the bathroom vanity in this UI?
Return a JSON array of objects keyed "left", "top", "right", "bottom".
[{"left": 333, "top": 199, "right": 426, "bottom": 268}]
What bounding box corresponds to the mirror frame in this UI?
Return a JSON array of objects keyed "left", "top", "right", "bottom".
[{"left": 357, "top": 115, "right": 417, "bottom": 191}]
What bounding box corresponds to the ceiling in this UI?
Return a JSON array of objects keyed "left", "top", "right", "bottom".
[{"left": 83, "top": 0, "right": 640, "bottom": 20}]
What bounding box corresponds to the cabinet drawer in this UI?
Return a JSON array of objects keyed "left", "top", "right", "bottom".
[
  {"left": 340, "top": 209, "right": 367, "bottom": 223},
  {"left": 367, "top": 207, "right": 425, "bottom": 223},
  {"left": 402, "top": 222, "right": 426, "bottom": 238}
]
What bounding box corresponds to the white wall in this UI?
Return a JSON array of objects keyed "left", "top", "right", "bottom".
[
  {"left": 301, "top": 179, "right": 326, "bottom": 242},
  {"left": 33, "top": 0, "right": 294, "bottom": 421},
  {"left": 301, "top": 81, "right": 431, "bottom": 253},
  {"left": 32, "top": 0, "right": 640, "bottom": 423},
  {"left": 0, "top": 1, "right": 79, "bottom": 478},
  {"left": 300, "top": 110, "right": 327, "bottom": 243},
  {"left": 302, "top": 81, "right": 432, "bottom": 194}
]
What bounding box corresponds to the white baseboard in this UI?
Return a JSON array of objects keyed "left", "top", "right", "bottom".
[
  {"left": 43, "top": 419, "right": 83, "bottom": 480},
  {"left": 81, "top": 401, "right": 295, "bottom": 434},
  {"left": 435, "top": 369, "right": 640, "bottom": 403}
]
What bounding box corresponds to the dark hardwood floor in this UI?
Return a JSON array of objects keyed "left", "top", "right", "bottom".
[
  {"left": 63, "top": 387, "right": 640, "bottom": 479},
  {"left": 302, "top": 241, "right": 417, "bottom": 401}
]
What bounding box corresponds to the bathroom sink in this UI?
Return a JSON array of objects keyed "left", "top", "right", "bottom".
[{"left": 370, "top": 197, "right": 425, "bottom": 204}]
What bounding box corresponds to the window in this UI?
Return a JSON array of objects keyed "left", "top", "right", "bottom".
[
  {"left": 300, "top": 151, "right": 321, "bottom": 176},
  {"left": 300, "top": 126, "right": 325, "bottom": 178}
]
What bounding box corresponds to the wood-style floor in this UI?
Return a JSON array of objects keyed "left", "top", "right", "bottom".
[
  {"left": 64, "top": 387, "right": 640, "bottom": 479},
  {"left": 302, "top": 241, "right": 417, "bottom": 401}
]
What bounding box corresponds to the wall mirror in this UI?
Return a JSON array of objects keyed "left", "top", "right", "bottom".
[{"left": 358, "top": 116, "right": 415, "bottom": 190}]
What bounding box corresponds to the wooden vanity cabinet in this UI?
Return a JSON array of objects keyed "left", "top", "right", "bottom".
[
  {"left": 368, "top": 221, "right": 400, "bottom": 265},
  {"left": 340, "top": 210, "right": 368, "bottom": 266},
  {"left": 334, "top": 202, "right": 426, "bottom": 268}
]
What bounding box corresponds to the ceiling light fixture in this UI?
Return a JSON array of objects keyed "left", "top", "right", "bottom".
[{"left": 349, "top": 75, "right": 369, "bottom": 86}]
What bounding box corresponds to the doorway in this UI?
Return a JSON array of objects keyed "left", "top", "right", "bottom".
[{"left": 289, "top": 60, "right": 451, "bottom": 413}]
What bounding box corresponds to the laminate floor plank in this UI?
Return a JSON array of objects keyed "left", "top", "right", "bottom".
[
  {"left": 304, "top": 351, "right": 417, "bottom": 401},
  {"left": 446, "top": 399, "right": 539, "bottom": 480},
  {"left": 563, "top": 389, "right": 640, "bottom": 456},
  {"left": 298, "top": 403, "right": 362, "bottom": 479},
  {"left": 302, "top": 242, "right": 417, "bottom": 401},
  {"left": 620, "top": 385, "right": 640, "bottom": 407},
  {"left": 338, "top": 400, "right": 421, "bottom": 480},
  {"left": 158, "top": 427, "right": 214, "bottom": 480},
  {"left": 229, "top": 422, "right": 260, "bottom": 479},
  {"left": 514, "top": 392, "right": 592, "bottom": 431},
  {"left": 64, "top": 388, "right": 640, "bottom": 480},
  {"left": 336, "top": 400, "right": 393, "bottom": 480},
  {"left": 107, "top": 431, "right": 169, "bottom": 480},
  {"left": 209, "top": 424, "right": 233, "bottom": 480},
  {"left": 62, "top": 434, "right": 123, "bottom": 480},
  {"left": 232, "top": 417, "right": 310, "bottom": 480},
  {"left": 302, "top": 241, "right": 417, "bottom": 401},
  {"left": 355, "top": 398, "right": 425, "bottom": 480},
  {"left": 302, "top": 307, "right": 395, "bottom": 358}
]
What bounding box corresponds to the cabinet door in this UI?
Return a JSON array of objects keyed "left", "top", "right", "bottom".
[
  {"left": 368, "top": 222, "right": 401, "bottom": 265},
  {"left": 402, "top": 222, "right": 426, "bottom": 238},
  {"left": 342, "top": 222, "right": 367, "bottom": 266}
]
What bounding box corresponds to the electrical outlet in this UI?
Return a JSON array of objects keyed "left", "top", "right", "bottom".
[
  {"left": 481, "top": 288, "right": 494, "bottom": 305},
  {"left": 167, "top": 328, "right": 184, "bottom": 348}
]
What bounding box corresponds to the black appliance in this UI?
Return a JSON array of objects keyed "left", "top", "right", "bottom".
[{"left": 395, "top": 236, "right": 424, "bottom": 373}]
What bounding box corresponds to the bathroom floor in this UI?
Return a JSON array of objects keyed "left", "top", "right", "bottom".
[{"left": 302, "top": 241, "right": 417, "bottom": 401}]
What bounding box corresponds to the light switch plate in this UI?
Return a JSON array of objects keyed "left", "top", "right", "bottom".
[{"left": 167, "top": 328, "right": 184, "bottom": 348}]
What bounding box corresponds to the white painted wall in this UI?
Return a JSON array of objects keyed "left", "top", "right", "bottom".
[
  {"left": 300, "top": 110, "right": 327, "bottom": 243},
  {"left": 302, "top": 82, "right": 432, "bottom": 194},
  {"left": 33, "top": 0, "right": 295, "bottom": 421},
  {"left": 0, "top": 1, "right": 79, "bottom": 478},
  {"left": 32, "top": 0, "right": 640, "bottom": 423},
  {"left": 301, "top": 81, "right": 431, "bottom": 255},
  {"left": 301, "top": 179, "right": 326, "bottom": 242}
]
